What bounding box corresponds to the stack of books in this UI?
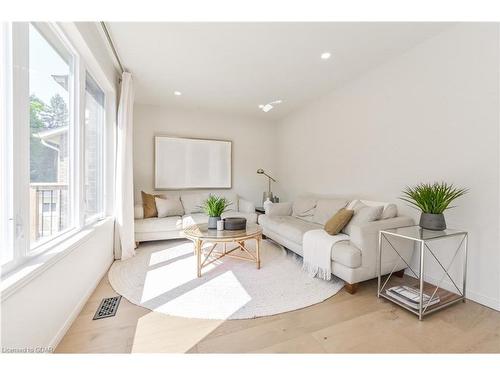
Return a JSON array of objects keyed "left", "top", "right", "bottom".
[{"left": 386, "top": 285, "right": 440, "bottom": 309}]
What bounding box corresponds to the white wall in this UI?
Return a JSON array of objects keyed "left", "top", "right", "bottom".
[
  {"left": 276, "top": 24, "right": 500, "bottom": 310},
  {"left": 133, "top": 104, "right": 277, "bottom": 206},
  {"left": 1, "top": 23, "right": 119, "bottom": 349},
  {"left": 1, "top": 219, "right": 114, "bottom": 349}
]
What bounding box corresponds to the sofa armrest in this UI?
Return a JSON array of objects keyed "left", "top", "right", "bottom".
[
  {"left": 349, "top": 216, "right": 415, "bottom": 271},
  {"left": 238, "top": 198, "right": 255, "bottom": 213},
  {"left": 134, "top": 204, "right": 144, "bottom": 219},
  {"left": 266, "top": 202, "right": 293, "bottom": 216}
]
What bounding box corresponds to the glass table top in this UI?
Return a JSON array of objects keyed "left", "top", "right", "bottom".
[
  {"left": 183, "top": 223, "right": 262, "bottom": 240},
  {"left": 380, "top": 225, "right": 467, "bottom": 241}
]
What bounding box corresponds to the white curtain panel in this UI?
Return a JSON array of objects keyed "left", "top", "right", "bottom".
[{"left": 114, "top": 72, "right": 136, "bottom": 260}]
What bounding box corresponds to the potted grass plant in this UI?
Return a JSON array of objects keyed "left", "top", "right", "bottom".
[
  {"left": 400, "top": 182, "right": 468, "bottom": 230},
  {"left": 201, "top": 194, "right": 232, "bottom": 229}
]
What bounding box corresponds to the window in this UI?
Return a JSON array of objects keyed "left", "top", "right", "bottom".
[
  {"left": 1, "top": 23, "right": 14, "bottom": 267},
  {"left": 84, "top": 73, "right": 105, "bottom": 221},
  {"left": 1, "top": 22, "right": 112, "bottom": 274},
  {"left": 29, "top": 23, "right": 73, "bottom": 247}
]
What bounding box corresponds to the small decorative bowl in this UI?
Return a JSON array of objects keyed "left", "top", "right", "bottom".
[{"left": 223, "top": 217, "right": 247, "bottom": 230}]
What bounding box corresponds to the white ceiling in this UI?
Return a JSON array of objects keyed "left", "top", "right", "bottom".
[{"left": 107, "top": 22, "right": 453, "bottom": 120}]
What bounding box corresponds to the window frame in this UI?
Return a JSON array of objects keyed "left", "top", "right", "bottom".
[
  {"left": 1, "top": 23, "right": 14, "bottom": 269},
  {"left": 1, "top": 21, "right": 114, "bottom": 276},
  {"left": 28, "top": 22, "right": 79, "bottom": 253},
  {"left": 82, "top": 70, "right": 106, "bottom": 225}
]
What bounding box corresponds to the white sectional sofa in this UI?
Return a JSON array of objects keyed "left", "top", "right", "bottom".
[
  {"left": 258, "top": 195, "right": 414, "bottom": 293},
  {"left": 134, "top": 192, "right": 257, "bottom": 243}
]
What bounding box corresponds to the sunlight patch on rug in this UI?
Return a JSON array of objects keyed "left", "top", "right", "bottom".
[{"left": 109, "top": 239, "right": 344, "bottom": 320}]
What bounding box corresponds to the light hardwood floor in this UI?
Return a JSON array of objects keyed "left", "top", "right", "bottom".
[{"left": 56, "top": 268, "right": 500, "bottom": 353}]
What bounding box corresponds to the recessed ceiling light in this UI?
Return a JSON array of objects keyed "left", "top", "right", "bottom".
[
  {"left": 320, "top": 52, "right": 331, "bottom": 60},
  {"left": 174, "top": 91, "right": 182, "bottom": 96},
  {"left": 259, "top": 99, "right": 283, "bottom": 113}
]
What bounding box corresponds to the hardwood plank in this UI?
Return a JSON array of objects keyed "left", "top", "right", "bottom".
[
  {"left": 56, "top": 270, "right": 500, "bottom": 353},
  {"left": 252, "top": 334, "right": 327, "bottom": 353}
]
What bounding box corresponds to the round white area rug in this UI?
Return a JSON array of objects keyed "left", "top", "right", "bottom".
[{"left": 108, "top": 239, "right": 344, "bottom": 320}]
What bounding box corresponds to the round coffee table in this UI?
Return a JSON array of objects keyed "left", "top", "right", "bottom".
[{"left": 183, "top": 223, "right": 263, "bottom": 277}]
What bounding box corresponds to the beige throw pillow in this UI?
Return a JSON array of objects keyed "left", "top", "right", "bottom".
[
  {"left": 324, "top": 208, "right": 354, "bottom": 235},
  {"left": 155, "top": 197, "right": 184, "bottom": 217},
  {"left": 142, "top": 191, "right": 162, "bottom": 218}
]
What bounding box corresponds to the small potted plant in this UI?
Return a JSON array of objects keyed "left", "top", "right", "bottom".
[
  {"left": 400, "top": 182, "right": 468, "bottom": 230},
  {"left": 201, "top": 194, "right": 232, "bottom": 229}
]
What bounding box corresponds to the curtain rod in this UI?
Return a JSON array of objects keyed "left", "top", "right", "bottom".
[{"left": 100, "top": 21, "right": 125, "bottom": 75}]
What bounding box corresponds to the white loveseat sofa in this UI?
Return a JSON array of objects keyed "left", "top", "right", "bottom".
[
  {"left": 258, "top": 195, "right": 414, "bottom": 293},
  {"left": 134, "top": 192, "right": 257, "bottom": 243}
]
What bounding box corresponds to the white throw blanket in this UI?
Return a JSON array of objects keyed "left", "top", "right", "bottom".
[{"left": 302, "top": 229, "right": 349, "bottom": 281}]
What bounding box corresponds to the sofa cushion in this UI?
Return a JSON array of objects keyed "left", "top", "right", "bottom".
[
  {"left": 331, "top": 241, "right": 362, "bottom": 268},
  {"left": 221, "top": 211, "right": 258, "bottom": 224},
  {"left": 313, "top": 199, "right": 348, "bottom": 225},
  {"left": 155, "top": 196, "right": 185, "bottom": 217},
  {"left": 258, "top": 215, "right": 322, "bottom": 244},
  {"left": 292, "top": 196, "right": 317, "bottom": 222},
  {"left": 266, "top": 202, "right": 293, "bottom": 216},
  {"left": 342, "top": 201, "right": 383, "bottom": 235},
  {"left": 348, "top": 199, "right": 397, "bottom": 219},
  {"left": 135, "top": 216, "right": 182, "bottom": 233},
  {"left": 181, "top": 193, "right": 209, "bottom": 214}
]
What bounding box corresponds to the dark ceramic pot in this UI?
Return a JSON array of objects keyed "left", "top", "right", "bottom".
[
  {"left": 419, "top": 213, "right": 446, "bottom": 231},
  {"left": 208, "top": 216, "right": 221, "bottom": 229},
  {"left": 224, "top": 217, "right": 247, "bottom": 230}
]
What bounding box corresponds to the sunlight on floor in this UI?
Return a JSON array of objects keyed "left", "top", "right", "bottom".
[
  {"left": 130, "top": 269, "right": 252, "bottom": 352},
  {"left": 148, "top": 242, "right": 191, "bottom": 266},
  {"left": 141, "top": 256, "right": 195, "bottom": 303},
  {"left": 141, "top": 242, "right": 224, "bottom": 303},
  {"left": 130, "top": 310, "right": 224, "bottom": 353},
  {"left": 142, "top": 268, "right": 252, "bottom": 318},
  {"left": 165, "top": 271, "right": 252, "bottom": 316}
]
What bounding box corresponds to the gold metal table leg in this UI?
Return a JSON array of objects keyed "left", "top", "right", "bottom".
[
  {"left": 256, "top": 235, "right": 261, "bottom": 269},
  {"left": 191, "top": 233, "right": 263, "bottom": 276},
  {"left": 196, "top": 239, "right": 202, "bottom": 277}
]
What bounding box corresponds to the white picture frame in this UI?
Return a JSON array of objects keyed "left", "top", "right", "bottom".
[{"left": 154, "top": 136, "right": 232, "bottom": 190}]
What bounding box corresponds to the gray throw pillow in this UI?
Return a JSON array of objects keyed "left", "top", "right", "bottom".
[{"left": 292, "top": 196, "right": 317, "bottom": 220}]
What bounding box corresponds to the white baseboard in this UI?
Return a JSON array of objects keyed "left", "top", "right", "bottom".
[
  {"left": 465, "top": 289, "right": 500, "bottom": 311},
  {"left": 405, "top": 270, "right": 500, "bottom": 311},
  {"left": 48, "top": 255, "right": 114, "bottom": 349}
]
